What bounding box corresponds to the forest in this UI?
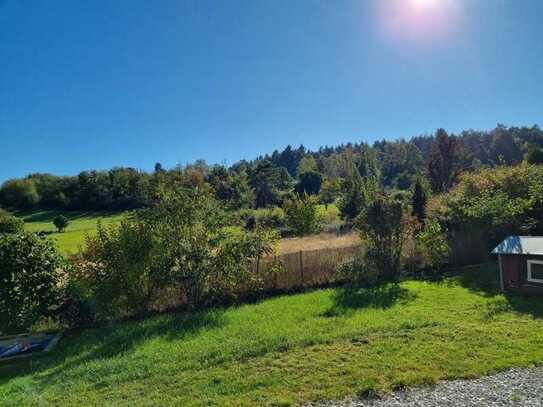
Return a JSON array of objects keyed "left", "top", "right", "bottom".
[{"left": 2, "top": 124, "right": 543, "bottom": 213}]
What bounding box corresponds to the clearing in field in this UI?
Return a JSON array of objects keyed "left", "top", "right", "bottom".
[{"left": 1, "top": 263, "right": 542, "bottom": 406}]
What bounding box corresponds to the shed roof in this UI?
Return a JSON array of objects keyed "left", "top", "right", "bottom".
[{"left": 492, "top": 236, "right": 543, "bottom": 256}]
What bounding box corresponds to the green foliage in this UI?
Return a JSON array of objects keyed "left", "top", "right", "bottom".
[
  {"left": 206, "top": 165, "right": 254, "bottom": 210},
  {"left": 337, "top": 249, "right": 380, "bottom": 287},
  {"left": 4, "top": 264, "right": 543, "bottom": 406},
  {"left": 76, "top": 218, "right": 155, "bottom": 318},
  {"left": 526, "top": 147, "right": 543, "bottom": 164},
  {"left": 77, "top": 185, "right": 278, "bottom": 317},
  {"left": 428, "top": 129, "right": 463, "bottom": 192},
  {"left": 377, "top": 140, "right": 425, "bottom": 189},
  {"left": 338, "top": 162, "right": 378, "bottom": 221},
  {"left": 0, "top": 178, "right": 40, "bottom": 209},
  {"left": 283, "top": 193, "right": 321, "bottom": 236},
  {"left": 296, "top": 155, "right": 318, "bottom": 175},
  {"left": 295, "top": 170, "right": 323, "bottom": 195},
  {"left": 240, "top": 207, "right": 285, "bottom": 230},
  {"left": 57, "top": 280, "right": 96, "bottom": 329},
  {"left": 415, "top": 219, "right": 450, "bottom": 272},
  {"left": 0, "top": 209, "right": 24, "bottom": 234},
  {"left": 249, "top": 160, "right": 283, "bottom": 208},
  {"left": 53, "top": 214, "right": 70, "bottom": 232},
  {"left": 411, "top": 179, "right": 428, "bottom": 222},
  {"left": 431, "top": 163, "right": 543, "bottom": 243},
  {"left": 355, "top": 193, "right": 409, "bottom": 281},
  {"left": 0, "top": 232, "right": 66, "bottom": 333},
  {"left": 319, "top": 178, "right": 340, "bottom": 208}
]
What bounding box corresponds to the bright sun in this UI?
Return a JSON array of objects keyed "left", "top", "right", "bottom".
[{"left": 411, "top": 0, "right": 439, "bottom": 10}]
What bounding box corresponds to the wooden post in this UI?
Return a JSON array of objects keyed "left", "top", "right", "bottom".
[{"left": 299, "top": 250, "right": 304, "bottom": 288}]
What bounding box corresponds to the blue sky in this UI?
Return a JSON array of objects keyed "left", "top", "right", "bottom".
[{"left": 1, "top": 0, "right": 542, "bottom": 181}]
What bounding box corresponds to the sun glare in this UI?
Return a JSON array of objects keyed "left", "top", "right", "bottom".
[
  {"left": 376, "top": 0, "right": 462, "bottom": 44},
  {"left": 411, "top": 0, "right": 439, "bottom": 10}
]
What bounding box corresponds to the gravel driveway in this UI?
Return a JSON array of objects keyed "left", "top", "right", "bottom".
[{"left": 308, "top": 367, "right": 543, "bottom": 407}]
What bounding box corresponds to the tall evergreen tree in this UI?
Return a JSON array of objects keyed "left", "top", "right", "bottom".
[
  {"left": 428, "top": 129, "right": 463, "bottom": 193},
  {"left": 411, "top": 179, "right": 427, "bottom": 222}
]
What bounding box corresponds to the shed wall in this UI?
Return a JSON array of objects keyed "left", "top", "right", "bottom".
[{"left": 501, "top": 254, "right": 543, "bottom": 295}]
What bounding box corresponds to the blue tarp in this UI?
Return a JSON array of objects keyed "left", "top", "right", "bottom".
[{"left": 0, "top": 336, "right": 53, "bottom": 359}]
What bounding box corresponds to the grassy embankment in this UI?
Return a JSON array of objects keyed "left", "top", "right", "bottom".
[{"left": 1, "top": 264, "right": 543, "bottom": 406}]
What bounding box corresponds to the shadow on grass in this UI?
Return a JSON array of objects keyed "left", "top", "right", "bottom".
[
  {"left": 0, "top": 308, "right": 225, "bottom": 387},
  {"left": 18, "top": 210, "right": 123, "bottom": 224},
  {"left": 322, "top": 283, "right": 416, "bottom": 317},
  {"left": 453, "top": 262, "right": 543, "bottom": 319}
]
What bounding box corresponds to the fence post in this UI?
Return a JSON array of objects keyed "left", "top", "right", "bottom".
[{"left": 299, "top": 250, "right": 304, "bottom": 288}]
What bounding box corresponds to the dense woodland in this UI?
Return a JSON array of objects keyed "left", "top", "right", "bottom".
[{"left": 2, "top": 124, "right": 543, "bottom": 213}]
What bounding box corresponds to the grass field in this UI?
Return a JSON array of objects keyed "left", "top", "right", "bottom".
[
  {"left": 19, "top": 206, "right": 358, "bottom": 256},
  {"left": 19, "top": 211, "right": 125, "bottom": 255},
  {"left": 1, "top": 264, "right": 543, "bottom": 406}
]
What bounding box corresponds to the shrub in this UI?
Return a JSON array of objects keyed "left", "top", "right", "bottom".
[
  {"left": 355, "top": 193, "right": 411, "bottom": 281},
  {"left": 74, "top": 218, "right": 155, "bottom": 319},
  {"left": 337, "top": 250, "right": 379, "bottom": 287},
  {"left": 429, "top": 163, "right": 543, "bottom": 244},
  {"left": 57, "top": 280, "right": 96, "bottom": 329},
  {"left": 76, "top": 186, "right": 278, "bottom": 317},
  {"left": 283, "top": 193, "right": 321, "bottom": 236},
  {"left": 0, "top": 232, "right": 66, "bottom": 333},
  {"left": 0, "top": 209, "right": 24, "bottom": 234},
  {"left": 416, "top": 219, "right": 449, "bottom": 272},
  {"left": 240, "top": 207, "right": 285, "bottom": 230},
  {"left": 53, "top": 214, "right": 70, "bottom": 232},
  {"left": 403, "top": 219, "right": 450, "bottom": 276}
]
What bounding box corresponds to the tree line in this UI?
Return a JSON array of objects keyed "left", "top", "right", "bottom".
[{"left": 1, "top": 124, "right": 543, "bottom": 212}]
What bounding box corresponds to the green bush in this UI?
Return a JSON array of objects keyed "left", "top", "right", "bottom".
[
  {"left": 283, "top": 193, "right": 321, "bottom": 236},
  {"left": 416, "top": 219, "right": 449, "bottom": 272},
  {"left": 355, "top": 193, "right": 411, "bottom": 281},
  {"left": 53, "top": 214, "right": 70, "bottom": 232},
  {"left": 337, "top": 250, "right": 379, "bottom": 287},
  {"left": 0, "top": 209, "right": 24, "bottom": 234},
  {"left": 76, "top": 186, "right": 278, "bottom": 317},
  {"left": 429, "top": 163, "right": 543, "bottom": 244},
  {"left": 57, "top": 280, "right": 96, "bottom": 329},
  {"left": 0, "top": 232, "right": 66, "bottom": 334},
  {"left": 239, "top": 207, "right": 285, "bottom": 230}
]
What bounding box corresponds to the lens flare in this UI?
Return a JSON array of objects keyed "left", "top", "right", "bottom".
[
  {"left": 376, "top": 0, "right": 462, "bottom": 44},
  {"left": 411, "top": 0, "right": 439, "bottom": 10}
]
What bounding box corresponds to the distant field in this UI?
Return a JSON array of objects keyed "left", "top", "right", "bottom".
[
  {"left": 18, "top": 205, "right": 355, "bottom": 256},
  {"left": 19, "top": 211, "right": 126, "bottom": 255}
]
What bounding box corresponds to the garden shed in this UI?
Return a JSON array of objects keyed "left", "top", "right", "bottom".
[{"left": 492, "top": 236, "right": 543, "bottom": 294}]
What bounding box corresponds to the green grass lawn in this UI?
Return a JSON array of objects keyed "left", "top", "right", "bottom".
[
  {"left": 19, "top": 211, "right": 126, "bottom": 255},
  {"left": 1, "top": 264, "right": 543, "bottom": 406}
]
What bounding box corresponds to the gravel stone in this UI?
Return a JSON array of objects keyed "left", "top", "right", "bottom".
[{"left": 307, "top": 367, "right": 543, "bottom": 407}]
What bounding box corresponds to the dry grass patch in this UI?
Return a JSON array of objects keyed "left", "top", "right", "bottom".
[{"left": 279, "top": 232, "right": 360, "bottom": 254}]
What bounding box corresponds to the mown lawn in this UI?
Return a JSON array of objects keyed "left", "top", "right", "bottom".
[
  {"left": 1, "top": 264, "right": 543, "bottom": 406},
  {"left": 19, "top": 211, "right": 125, "bottom": 255}
]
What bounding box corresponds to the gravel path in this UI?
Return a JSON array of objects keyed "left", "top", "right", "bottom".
[{"left": 308, "top": 367, "right": 543, "bottom": 407}]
